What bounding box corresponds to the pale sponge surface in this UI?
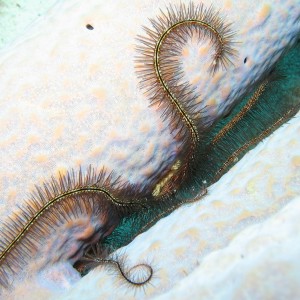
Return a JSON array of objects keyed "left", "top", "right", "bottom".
[
  {"left": 0, "top": 0, "right": 299, "bottom": 219},
  {"left": 57, "top": 112, "right": 300, "bottom": 300},
  {"left": 0, "top": 0, "right": 299, "bottom": 298}
]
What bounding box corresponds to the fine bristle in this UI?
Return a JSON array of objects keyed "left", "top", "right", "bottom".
[
  {"left": 0, "top": 166, "right": 148, "bottom": 288},
  {"left": 1, "top": 2, "right": 298, "bottom": 294},
  {"left": 75, "top": 243, "right": 153, "bottom": 288},
  {"left": 135, "top": 1, "right": 238, "bottom": 196},
  {"left": 102, "top": 41, "right": 300, "bottom": 253}
]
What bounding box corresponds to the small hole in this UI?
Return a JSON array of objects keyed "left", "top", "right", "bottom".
[
  {"left": 244, "top": 57, "right": 247, "bottom": 64},
  {"left": 86, "top": 24, "right": 94, "bottom": 30},
  {"left": 223, "top": 112, "right": 230, "bottom": 119},
  {"left": 269, "top": 68, "right": 275, "bottom": 75}
]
